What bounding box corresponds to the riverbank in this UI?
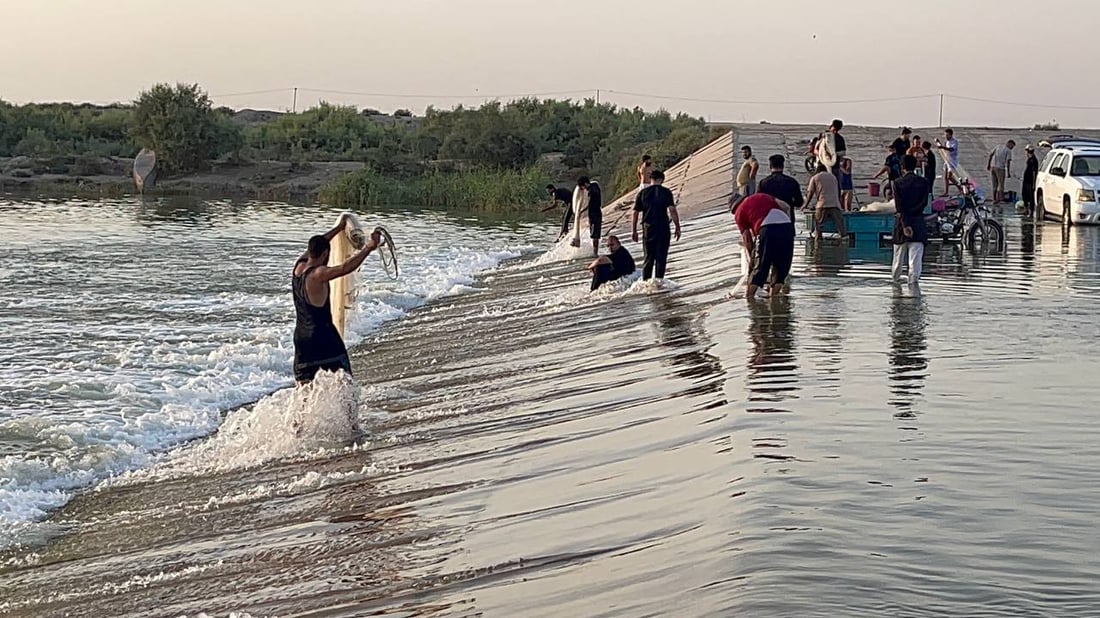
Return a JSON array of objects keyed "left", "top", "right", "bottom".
[{"left": 7, "top": 123, "right": 1100, "bottom": 206}]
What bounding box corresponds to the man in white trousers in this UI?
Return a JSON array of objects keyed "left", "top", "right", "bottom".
[{"left": 891, "top": 155, "right": 931, "bottom": 285}]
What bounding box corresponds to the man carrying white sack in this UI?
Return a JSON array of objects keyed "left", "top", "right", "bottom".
[
  {"left": 569, "top": 176, "right": 590, "bottom": 248},
  {"left": 292, "top": 215, "right": 380, "bottom": 385}
]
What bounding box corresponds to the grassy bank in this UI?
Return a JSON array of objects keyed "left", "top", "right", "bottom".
[{"left": 319, "top": 167, "right": 550, "bottom": 211}]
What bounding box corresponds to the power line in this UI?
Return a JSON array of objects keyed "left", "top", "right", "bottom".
[
  {"left": 604, "top": 90, "right": 939, "bottom": 106},
  {"left": 946, "top": 94, "right": 1100, "bottom": 111},
  {"left": 210, "top": 87, "right": 295, "bottom": 98},
  {"left": 298, "top": 87, "right": 594, "bottom": 100}
]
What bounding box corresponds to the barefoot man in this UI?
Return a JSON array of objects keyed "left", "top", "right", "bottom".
[
  {"left": 732, "top": 193, "right": 795, "bottom": 301},
  {"left": 292, "top": 217, "right": 380, "bottom": 384},
  {"left": 632, "top": 170, "right": 681, "bottom": 280}
]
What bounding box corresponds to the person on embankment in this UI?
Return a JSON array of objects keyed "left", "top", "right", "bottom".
[
  {"left": 292, "top": 218, "right": 380, "bottom": 384},
  {"left": 632, "top": 170, "right": 682, "bottom": 281},
  {"left": 732, "top": 193, "right": 795, "bottom": 301},
  {"left": 587, "top": 235, "right": 636, "bottom": 291}
]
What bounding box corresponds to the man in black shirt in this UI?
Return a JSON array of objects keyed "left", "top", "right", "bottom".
[
  {"left": 891, "top": 155, "right": 930, "bottom": 285},
  {"left": 758, "top": 154, "right": 804, "bottom": 223},
  {"left": 891, "top": 127, "right": 912, "bottom": 158},
  {"left": 1022, "top": 145, "right": 1039, "bottom": 218},
  {"left": 546, "top": 184, "right": 577, "bottom": 240},
  {"left": 586, "top": 180, "right": 603, "bottom": 254},
  {"left": 632, "top": 170, "right": 682, "bottom": 280},
  {"left": 921, "top": 141, "right": 936, "bottom": 183},
  {"left": 587, "top": 235, "right": 636, "bottom": 291}
]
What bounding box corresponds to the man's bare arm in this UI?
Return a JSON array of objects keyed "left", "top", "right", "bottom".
[
  {"left": 313, "top": 232, "right": 381, "bottom": 283},
  {"left": 670, "top": 206, "right": 681, "bottom": 241}
]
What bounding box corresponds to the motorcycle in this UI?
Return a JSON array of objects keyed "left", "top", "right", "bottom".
[
  {"left": 804, "top": 134, "right": 823, "bottom": 173},
  {"left": 925, "top": 180, "right": 1005, "bottom": 253}
]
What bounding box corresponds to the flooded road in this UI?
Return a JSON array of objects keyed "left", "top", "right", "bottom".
[{"left": 2, "top": 198, "right": 1100, "bottom": 617}]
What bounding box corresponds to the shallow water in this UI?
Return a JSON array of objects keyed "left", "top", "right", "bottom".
[{"left": 2, "top": 199, "right": 1100, "bottom": 617}]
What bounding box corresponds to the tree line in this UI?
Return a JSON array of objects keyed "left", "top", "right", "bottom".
[{"left": 0, "top": 83, "right": 717, "bottom": 203}]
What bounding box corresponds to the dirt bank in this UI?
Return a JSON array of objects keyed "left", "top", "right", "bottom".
[{"left": 0, "top": 156, "right": 365, "bottom": 201}]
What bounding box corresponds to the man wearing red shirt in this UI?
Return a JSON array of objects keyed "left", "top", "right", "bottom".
[{"left": 732, "top": 193, "right": 795, "bottom": 300}]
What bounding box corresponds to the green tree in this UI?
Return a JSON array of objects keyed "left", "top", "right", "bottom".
[{"left": 130, "top": 83, "right": 239, "bottom": 175}]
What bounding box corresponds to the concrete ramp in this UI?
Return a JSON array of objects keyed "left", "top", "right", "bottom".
[{"left": 599, "top": 131, "right": 736, "bottom": 237}]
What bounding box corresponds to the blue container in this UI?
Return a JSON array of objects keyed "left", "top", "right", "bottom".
[{"left": 805, "top": 211, "right": 897, "bottom": 248}]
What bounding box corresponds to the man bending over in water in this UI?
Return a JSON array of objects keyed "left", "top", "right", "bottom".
[
  {"left": 587, "top": 235, "right": 636, "bottom": 291},
  {"left": 732, "top": 193, "right": 795, "bottom": 301},
  {"left": 292, "top": 217, "right": 380, "bottom": 384}
]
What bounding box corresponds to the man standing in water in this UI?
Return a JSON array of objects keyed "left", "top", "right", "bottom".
[
  {"left": 585, "top": 179, "right": 603, "bottom": 254},
  {"left": 292, "top": 217, "right": 380, "bottom": 384},
  {"left": 732, "top": 193, "right": 795, "bottom": 301},
  {"left": 545, "top": 184, "right": 575, "bottom": 240},
  {"left": 892, "top": 155, "right": 931, "bottom": 286},
  {"left": 758, "top": 154, "right": 804, "bottom": 223},
  {"left": 1022, "top": 144, "right": 1039, "bottom": 219},
  {"left": 632, "top": 170, "right": 682, "bottom": 280}
]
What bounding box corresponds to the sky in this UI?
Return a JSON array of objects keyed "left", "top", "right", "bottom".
[{"left": 3, "top": 0, "right": 1098, "bottom": 128}]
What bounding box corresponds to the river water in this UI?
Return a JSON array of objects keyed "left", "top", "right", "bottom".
[{"left": 2, "top": 198, "right": 1100, "bottom": 617}]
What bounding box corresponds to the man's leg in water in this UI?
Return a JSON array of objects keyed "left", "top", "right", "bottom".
[
  {"left": 769, "top": 222, "right": 796, "bottom": 296},
  {"left": 653, "top": 231, "right": 671, "bottom": 279},
  {"left": 748, "top": 235, "right": 773, "bottom": 300},
  {"left": 559, "top": 208, "right": 574, "bottom": 239},
  {"left": 642, "top": 226, "right": 657, "bottom": 279},
  {"left": 591, "top": 263, "right": 615, "bottom": 291},
  {"left": 590, "top": 215, "right": 602, "bottom": 255},
  {"left": 294, "top": 354, "right": 352, "bottom": 385}
]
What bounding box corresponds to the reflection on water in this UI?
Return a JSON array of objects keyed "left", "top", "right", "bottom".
[
  {"left": 888, "top": 290, "right": 928, "bottom": 419},
  {"left": 745, "top": 297, "right": 798, "bottom": 408},
  {"left": 4, "top": 204, "right": 1100, "bottom": 616},
  {"left": 649, "top": 295, "right": 724, "bottom": 393}
]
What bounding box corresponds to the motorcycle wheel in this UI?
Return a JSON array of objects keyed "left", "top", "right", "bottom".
[{"left": 966, "top": 219, "right": 1005, "bottom": 254}]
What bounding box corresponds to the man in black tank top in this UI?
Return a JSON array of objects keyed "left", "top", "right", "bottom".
[{"left": 292, "top": 217, "right": 380, "bottom": 384}]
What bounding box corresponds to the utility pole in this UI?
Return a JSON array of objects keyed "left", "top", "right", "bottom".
[
  {"left": 596, "top": 89, "right": 600, "bottom": 105},
  {"left": 292, "top": 87, "right": 298, "bottom": 113},
  {"left": 938, "top": 93, "right": 944, "bottom": 127}
]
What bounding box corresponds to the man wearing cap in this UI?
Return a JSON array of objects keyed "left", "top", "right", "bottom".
[{"left": 1022, "top": 144, "right": 1039, "bottom": 218}]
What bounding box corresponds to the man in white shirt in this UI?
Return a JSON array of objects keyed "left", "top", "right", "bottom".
[
  {"left": 936, "top": 128, "right": 959, "bottom": 196},
  {"left": 987, "top": 140, "right": 1015, "bottom": 203}
]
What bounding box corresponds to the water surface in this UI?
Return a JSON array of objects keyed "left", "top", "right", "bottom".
[{"left": 2, "top": 199, "right": 1099, "bottom": 617}]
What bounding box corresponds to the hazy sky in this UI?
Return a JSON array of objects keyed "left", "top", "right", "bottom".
[{"left": 3, "top": 0, "right": 1097, "bottom": 127}]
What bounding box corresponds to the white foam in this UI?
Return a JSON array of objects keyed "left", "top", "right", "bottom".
[
  {"left": 534, "top": 237, "right": 598, "bottom": 265},
  {"left": 0, "top": 233, "right": 541, "bottom": 550}
]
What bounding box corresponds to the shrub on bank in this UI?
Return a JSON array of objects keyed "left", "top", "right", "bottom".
[{"left": 320, "top": 166, "right": 549, "bottom": 211}]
